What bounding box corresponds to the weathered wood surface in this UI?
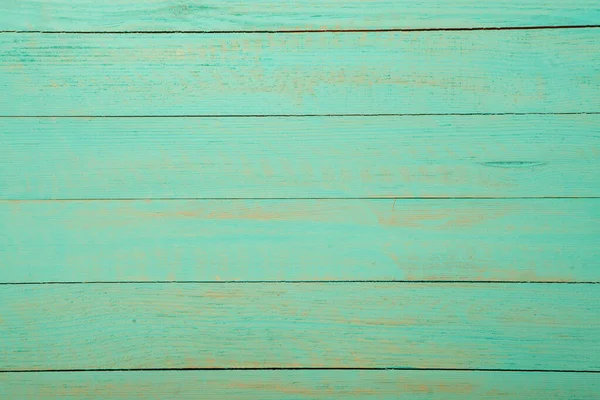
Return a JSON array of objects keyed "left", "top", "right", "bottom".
[
  {"left": 1, "top": 283, "right": 598, "bottom": 371},
  {"left": 2, "top": 0, "right": 599, "bottom": 32},
  {"left": 2, "top": 199, "right": 598, "bottom": 283},
  {"left": 2, "top": 115, "right": 599, "bottom": 199},
  {"left": 2, "top": 370, "right": 599, "bottom": 399},
  {"left": 2, "top": 30, "right": 599, "bottom": 116},
  {"left": 2, "top": 0, "right": 599, "bottom": 396}
]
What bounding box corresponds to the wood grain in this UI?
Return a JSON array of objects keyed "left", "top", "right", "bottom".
[
  {"left": 1, "top": 370, "right": 599, "bottom": 399},
  {"left": 2, "top": 30, "right": 599, "bottom": 116},
  {"left": 2, "top": 115, "right": 599, "bottom": 199},
  {"left": 2, "top": 199, "right": 598, "bottom": 283},
  {"left": 1, "top": 283, "right": 598, "bottom": 371},
  {"left": 1, "top": 0, "right": 599, "bottom": 31}
]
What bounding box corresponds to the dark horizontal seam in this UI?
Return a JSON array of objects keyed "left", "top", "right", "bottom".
[
  {"left": 1, "top": 197, "right": 599, "bottom": 201},
  {"left": 1, "top": 281, "right": 598, "bottom": 285},
  {"left": 1, "top": 367, "right": 598, "bottom": 373},
  {"left": 1, "top": 112, "right": 600, "bottom": 118},
  {"left": 2, "top": 24, "right": 600, "bottom": 34}
]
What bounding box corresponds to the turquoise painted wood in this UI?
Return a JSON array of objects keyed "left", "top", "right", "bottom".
[
  {"left": 2, "top": 115, "right": 599, "bottom": 199},
  {"left": 2, "top": 370, "right": 599, "bottom": 399},
  {"left": 1, "top": 283, "right": 598, "bottom": 370},
  {"left": 2, "top": 0, "right": 599, "bottom": 395},
  {"left": 2, "top": 0, "right": 600, "bottom": 31},
  {"left": 2, "top": 30, "right": 599, "bottom": 116},
  {"left": 2, "top": 199, "right": 598, "bottom": 283}
]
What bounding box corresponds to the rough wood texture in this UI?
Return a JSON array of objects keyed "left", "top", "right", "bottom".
[
  {"left": 2, "top": 199, "right": 598, "bottom": 283},
  {"left": 2, "top": 0, "right": 599, "bottom": 395},
  {"left": 2, "top": 115, "right": 599, "bottom": 199},
  {"left": 1, "top": 283, "right": 598, "bottom": 371},
  {"left": 2, "top": 370, "right": 599, "bottom": 399},
  {"left": 2, "top": 0, "right": 599, "bottom": 31},
  {"left": 2, "top": 30, "right": 599, "bottom": 116}
]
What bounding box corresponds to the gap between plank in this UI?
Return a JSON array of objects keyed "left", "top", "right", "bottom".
[
  {"left": 2, "top": 112, "right": 600, "bottom": 118},
  {"left": 0, "top": 281, "right": 598, "bottom": 285},
  {"left": 1, "top": 367, "right": 598, "bottom": 373},
  {"left": 1, "top": 197, "right": 599, "bottom": 202},
  {"left": 2, "top": 24, "right": 600, "bottom": 34}
]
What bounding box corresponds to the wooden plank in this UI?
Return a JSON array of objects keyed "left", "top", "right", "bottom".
[
  {"left": 1, "top": 0, "right": 599, "bottom": 31},
  {"left": 1, "top": 199, "right": 598, "bottom": 283},
  {"left": 2, "top": 30, "right": 599, "bottom": 116},
  {"left": 0, "top": 0, "right": 600, "bottom": 31},
  {"left": 2, "top": 115, "right": 599, "bottom": 199},
  {"left": 1, "top": 370, "right": 599, "bottom": 399},
  {"left": 1, "top": 283, "right": 598, "bottom": 370},
  {"left": 5, "top": 2, "right": 600, "bottom": 32}
]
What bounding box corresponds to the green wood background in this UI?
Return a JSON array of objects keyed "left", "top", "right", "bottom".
[
  {"left": 1, "top": 0, "right": 599, "bottom": 31},
  {"left": 2, "top": 370, "right": 599, "bottom": 399},
  {"left": 2, "top": 115, "right": 599, "bottom": 199},
  {"left": 1, "top": 1, "right": 599, "bottom": 398},
  {"left": 2, "top": 30, "right": 600, "bottom": 116},
  {"left": 2, "top": 284, "right": 598, "bottom": 370},
  {"left": 2, "top": 199, "right": 599, "bottom": 282}
]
